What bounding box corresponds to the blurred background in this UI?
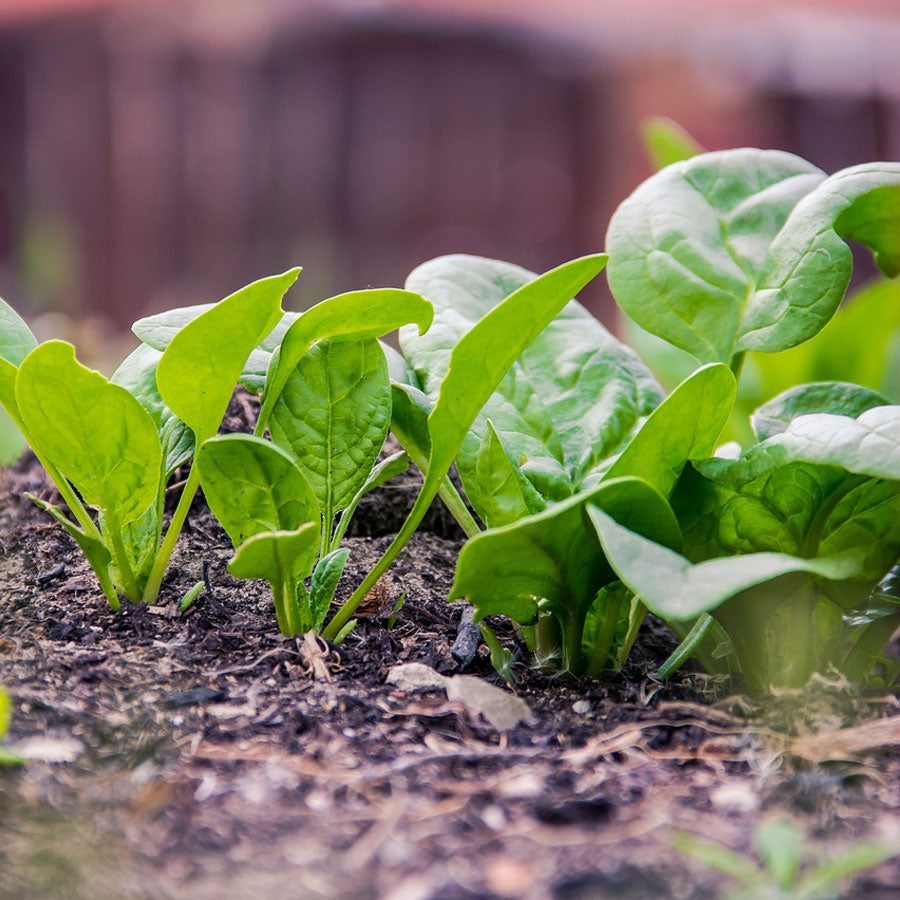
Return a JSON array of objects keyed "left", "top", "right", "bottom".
[{"left": 0, "top": 0, "right": 899, "bottom": 341}]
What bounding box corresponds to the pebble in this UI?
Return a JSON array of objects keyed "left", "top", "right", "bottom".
[{"left": 572, "top": 700, "right": 591, "bottom": 715}]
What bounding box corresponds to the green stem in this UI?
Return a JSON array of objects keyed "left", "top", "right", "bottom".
[
  {"left": 584, "top": 590, "right": 625, "bottom": 679},
  {"left": 95, "top": 563, "right": 121, "bottom": 612},
  {"left": 322, "top": 479, "right": 435, "bottom": 641},
  {"left": 105, "top": 515, "right": 141, "bottom": 603},
  {"left": 141, "top": 465, "right": 201, "bottom": 605},
  {"left": 728, "top": 350, "right": 746, "bottom": 381},
  {"left": 437, "top": 478, "right": 481, "bottom": 539},
  {"left": 656, "top": 613, "right": 714, "bottom": 680}
]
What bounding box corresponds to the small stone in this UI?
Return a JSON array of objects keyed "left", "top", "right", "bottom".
[{"left": 572, "top": 700, "right": 591, "bottom": 715}]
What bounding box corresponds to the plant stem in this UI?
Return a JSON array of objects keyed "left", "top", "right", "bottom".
[
  {"left": 141, "top": 465, "right": 201, "bottom": 605},
  {"left": 656, "top": 613, "right": 714, "bottom": 679},
  {"left": 584, "top": 590, "right": 625, "bottom": 679},
  {"left": 105, "top": 515, "right": 141, "bottom": 603},
  {"left": 437, "top": 479, "right": 481, "bottom": 539},
  {"left": 729, "top": 351, "right": 746, "bottom": 381}
]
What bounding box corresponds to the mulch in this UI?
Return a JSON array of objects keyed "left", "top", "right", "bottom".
[{"left": 1, "top": 396, "right": 899, "bottom": 899}]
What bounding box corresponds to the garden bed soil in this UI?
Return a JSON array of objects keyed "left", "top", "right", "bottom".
[{"left": 2, "top": 400, "right": 900, "bottom": 898}]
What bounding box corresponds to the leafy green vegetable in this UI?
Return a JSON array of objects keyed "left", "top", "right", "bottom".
[
  {"left": 400, "top": 254, "right": 662, "bottom": 516},
  {"left": 322, "top": 254, "right": 610, "bottom": 640},
  {"left": 451, "top": 477, "right": 680, "bottom": 675},
  {"left": 269, "top": 339, "right": 391, "bottom": 551},
  {"left": 751, "top": 382, "right": 890, "bottom": 442},
  {"left": 595, "top": 403, "right": 900, "bottom": 690},
  {"left": 607, "top": 149, "right": 826, "bottom": 364}
]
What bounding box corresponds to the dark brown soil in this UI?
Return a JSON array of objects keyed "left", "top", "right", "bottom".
[{"left": 2, "top": 404, "right": 900, "bottom": 898}]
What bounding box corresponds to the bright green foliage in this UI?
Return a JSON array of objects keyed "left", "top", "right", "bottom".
[
  {"left": 322, "top": 254, "right": 610, "bottom": 640},
  {"left": 452, "top": 476, "right": 680, "bottom": 675},
  {"left": 400, "top": 254, "right": 661, "bottom": 515},
  {"left": 256, "top": 288, "right": 433, "bottom": 434},
  {"left": 269, "top": 339, "right": 392, "bottom": 538},
  {"left": 751, "top": 382, "right": 890, "bottom": 442},
  {"left": 198, "top": 435, "right": 328, "bottom": 635},
  {"left": 594, "top": 404, "right": 900, "bottom": 691},
  {"left": 670, "top": 817, "right": 897, "bottom": 900},
  {"left": 449, "top": 363, "right": 735, "bottom": 676},
  {"left": 607, "top": 149, "right": 826, "bottom": 364}
]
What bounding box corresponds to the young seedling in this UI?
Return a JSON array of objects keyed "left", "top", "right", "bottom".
[{"left": 669, "top": 816, "right": 898, "bottom": 900}]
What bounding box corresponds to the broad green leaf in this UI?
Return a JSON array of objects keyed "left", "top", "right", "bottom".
[
  {"left": 309, "top": 547, "right": 350, "bottom": 631},
  {"left": 473, "top": 420, "right": 546, "bottom": 527},
  {"left": 17, "top": 341, "right": 161, "bottom": 525},
  {"left": 402, "top": 254, "right": 662, "bottom": 502},
  {"left": 157, "top": 269, "right": 299, "bottom": 442},
  {"left": 269, "top": 339, "right": 391, "bottom": 518},
  {"left": 451, "top": 477, "right": 680, "bottom": 674},
  {"left": 752, "top": 382, "right": 890, "bottom": 442},
  {"left": 228, "top": 523, "right": 319, "bottom": 584},
  {"left": 381, "top": 341, "right": 419, "bottom": 387},
  {"left": 740, "top": 163, "right": 900, "bottom": 353},
  {"left": 641, "top": 117, "right": 703, "bottom": 170},
  {"left": 700, "top": 405, "right": 900, "bottom": 483},
  {"left": 604, "top": 363, "right": 735, "bottom": 496},
  {"left": 749, "top": 278, "right": 900, "bottom": 406},
  {"left": 257, "top": 288, "right": 433, "bottom": 433},
  {"left": 112, "top": 344, "right": 194, "bottom": 477},
  {"left": 323, "top": 255, "right": 611, "bottom": 642},
  {"left": 197, "top": 434, "right": 319, "bottom": 547},
  {"left": 754, "top": 818, "right": 803, "bottom": 889},
  {"left": 590, "top": 508, "right": 862, "bottom": 622},
  {"left": 606, "top": 149, "right": 825, "bottom": 363}
]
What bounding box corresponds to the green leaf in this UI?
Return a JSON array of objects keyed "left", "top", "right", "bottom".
[
  {"left": 323, "top": 254, "right": 611, "bottom": 642},
  {"left": 754, "top": 818, "right": 803, "bottom": 889},
  {"left": 667, "top": 830, "right": 762, "bottom": 886},
  {"left": 472, "top": 420, "right": 546, "bottom": 527},
  {"left": 606, "top": 149, "right": 826, "bottom": 363},
  {"left": 641, "top": 117, "right": 703, "bottom": 170},
  {"left": 604, "top": 363, "right": 736, "bottom": 496},
  {"left": 157, "top": 269, "right": 299, "bottom": 442},
  {"left": 701, "top": 405, "right": 900, "bottom": 483},
  {"left": 450, "top": 477, "right": 680, "bottom": 673},
  {"left": 402, "top": 254, "right": 662, "bottom": 502},
  {"left": 0, "top": 406, "right": 25, "bottom": 465},
  {"left": 257, "top": 288, "right": 433, "bottom": 433},
  {"left": 16, "top": 341, "right": 161, "bottom": 525},
  {"left": 228, "top": 523, "right": 319, "bottom": 585},
  {"left": 112, "top": 343, "right": 194, "bottom": 478},
  {"left": 592, "top": 508, "right": 862, "bottom": 621},
  {"left": 269, "top": 339, "right": 391, "bottom": 518},
  {"left": 309, "top": 548, "right": 350, "bottom": 631},
  {"left": 749, "top": 278, "right": 900, "bottom": 405},
  {"left": 741, "top": 163, "right": 900, "bottom": 352},
  {"left": 752, "top": 382, "right": 891, "bottom": 442},
  {"left": 197, "top": 434, "right": 319, "bottom": 547}
]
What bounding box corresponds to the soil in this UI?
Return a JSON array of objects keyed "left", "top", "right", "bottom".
[{"left": 2, "top": 397, "right": 900, "bottom": 899}]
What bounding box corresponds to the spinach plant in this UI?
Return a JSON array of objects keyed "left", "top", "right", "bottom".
[
  {"left": 594, "top": 145, "right": 900, "bottom": 691},
  {"left": 2, "top": 270, "right": 303, "bottom": 607}
]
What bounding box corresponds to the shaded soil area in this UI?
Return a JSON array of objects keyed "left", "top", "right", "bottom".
[{"left": 2, "top": 411, "right": 900, "bottom": 897}]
